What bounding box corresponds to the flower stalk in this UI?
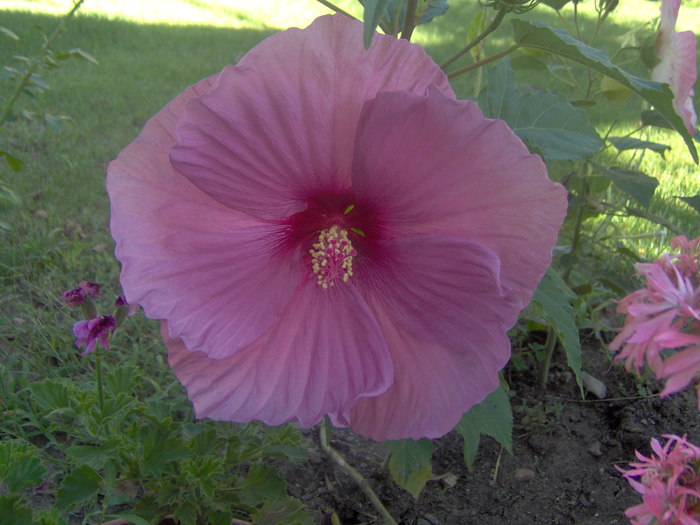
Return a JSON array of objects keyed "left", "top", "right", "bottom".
[
  {"left": 319, "top": 421, "right": 398, "bottom": 525},
  {"left": 446, "top": 44, "right": 520, "bottom": 79},
  {"left": 441, "top": 7, "right": 508, "bottom": 69}
]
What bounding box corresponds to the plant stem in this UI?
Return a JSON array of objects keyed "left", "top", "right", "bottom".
[
  {"left": 95, "top": 347, "right": 105, "bottom": 417},
  {"left": 538, "top": 328, "right": 558, "bottom": 391},
  {"left": 319, "top": 421, "right": 398, "bottom": 525},
  {"left": 400, "top": 0, "right": 418, "bottom": 41},
  {"left": 446, "top": 44, "right": 519, "bottom": 79},
  {"left": 441, "top": 7, "right": 507, "bottom": 69},
  {"left": 0, "top": 0, "right": 84, "bottom": 125},
  {"left": 315, "top": 0, "right": 358, "bottom": 20}
]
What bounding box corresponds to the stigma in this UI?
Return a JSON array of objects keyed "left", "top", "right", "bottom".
[{"left": 309, "top": 225, "right": 357, "bottom": 289}]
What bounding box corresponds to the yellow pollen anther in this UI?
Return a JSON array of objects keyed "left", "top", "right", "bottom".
[{"left": 309, "top": 225, "right": 357, "bottom": 289}]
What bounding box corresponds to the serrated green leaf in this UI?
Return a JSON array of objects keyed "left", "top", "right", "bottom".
[
  {"left": 0, "top": 441, "right": 46, "bottom": 493},
  {"left": 238, "top": 462, "right": 287, "bottom": 505},
  {"left": 363, "top": 0, "right": 390, "bottom": 48},
  {"left": 456, "top": 386, "right": 512, "bottom": 470},
  {"left": 641, "top": 109, "right": 674, "bottom": 130},
  {"left": 512, "top": 20, "right": 698, "bottom": 163},
  {"left": 57, "top": 465, "right": 101, "bottom": 511},
  {"left": 594, "top": 164, "right": 659, "bottom": 208},
  {"left": 479, "top": 60, "right": 602, "bottom": 160},
  {"left": 252, "top": 496, "right": 312, "bottom": 525},
  {"left": 67, "top": 440, "right": 121, "bottom": 469},
  {"left": 139, "top": 419, "right": 189, "bottom": 476},
  {"left": 677, "top": 195, "right": 700, "bottom": 214},
  {"left": 609, "top": 136, "right": 671, "bottom": 157},
  {"left": 385, "top": 439, "right": 433, "bottom": 498},
  {"left": 31, "top": 379, "right": 75, "bottom": 412},
  {"left": 525, "top": 268, "right": 583, "bottom": 390},
  {"left": 0, "top": 495, "right": 33, "bottom": 524}
]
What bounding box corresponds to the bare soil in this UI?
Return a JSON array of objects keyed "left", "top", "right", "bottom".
[{"left": 282, "top": 342, "right": 700, "bottom": 525}]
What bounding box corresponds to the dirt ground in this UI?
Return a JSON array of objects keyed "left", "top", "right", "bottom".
[{"left": 282, "top": 342, "right": 700, "bottom": 525}]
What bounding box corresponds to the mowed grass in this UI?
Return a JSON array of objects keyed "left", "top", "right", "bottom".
[{"left": 0, "top": 0, "right": 698, "bottom": 427}]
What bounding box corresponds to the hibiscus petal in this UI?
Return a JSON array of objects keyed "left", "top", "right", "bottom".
[
  {"left": 108, "top": 78, "right": 299, "bottom": 359},
  {"left": 170, "top": 14, "right": 453, "bottom": 220},
  {"left": 166, "top": 282, "right": 393, "bottom": 427},
  {"left": 345, "top": 236, "right": 517, "bottom": 440},
  {"left": 352, "top": 87, "right": 567, "bottom": 308}
]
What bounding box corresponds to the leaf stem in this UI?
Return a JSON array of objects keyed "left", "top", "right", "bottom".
[
  {"left": 446, "top": 44, "right": 519, "bottom": 79},
  {"left": 315, "top": 0, "right": 359, "bottom": 21},
  {"left": 400, "top": 0, "right": 419, "bottom": 41},
  {"left": 538, "top": 327, "right": 558, "bottom": 391},
  {"left": 441, "top": 7, "right": 507, "bottom": 69},
  {"left": 319, "top": 421, "right": 398, "bottom": 525}
]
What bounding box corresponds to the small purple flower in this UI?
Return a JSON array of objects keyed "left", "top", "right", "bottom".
[
  {"left": 79, "top": 281, "right": 100, "bottom": 299},
  {"left": 73, "top": 316, "right": 116, "bottom": 356},
  {"left": 61, "top": 287, "right": 87, "bottom": 306}
]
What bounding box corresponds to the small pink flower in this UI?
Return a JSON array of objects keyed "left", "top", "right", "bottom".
[
  {"left": 652, "top": 0, "right": 697, "bottom": 135},
  {"left": 61, "top": 281, "right": 101, "bottom": 306},
  {"left": 79, "top": 281, "right": 100, "bottom": 299},
  {"left": 620, "top": 435, "right": 700, "bottom": 525},
  {"left": 61, "top": 287, "right": 87, "bottom": 306},
  {"left": 107, "top": 15, "right": 567, "bottom": 440},
  {"left": 73, "top": 316, "right": 116, "bottom": 356},
  {"left": 611, "top": 236, "right": 700, "bottom": 406}
]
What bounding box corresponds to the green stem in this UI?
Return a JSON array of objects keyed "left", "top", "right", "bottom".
[
  {"left": 400, "top": 0, "right": 418, "bottom": 41},
  {"left": 315, "top": 0, "right": 358, "bottom": 20},
  {"left": 0, "top": 0, "right": 84, "bottom": 126},
  {"left": 538, "top": 328, "right": 558, "bottom": 391},
  {"left": 319, "top": 421, "right": 398, "bottom": 525},
  {"left": 95, "top": 346, "right": 105, "bottom": 417},
  {"left": 562, "top": 174, "right": 588, "bottom": 284},
  {"left": 446, "top": 44, "right": 519, "bottom": 79},
  {"left": 441, "top": 7, "right": 507, "bottom": 69}
]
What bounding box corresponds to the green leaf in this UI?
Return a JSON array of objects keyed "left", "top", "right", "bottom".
[
  {"left": 677, "top": 195, "right": 700, "bottom": 214},
  {"left": 0, "top": 495, "right": 33, "bottom": 525},
  {"left": 609, "top": 136, "right": 671, "bottom": 157},
  {"left": 139, "top": 419, "right": 189, "bottom": 476},
  {"left": 238, "top": 462, "right": 288, "bottom": 505},
  {"left": 0, "top": 183, "right": 24, "bottom": 206},
  {"left": 67, "top": 440, "right": 121, "bottom": 470},
  {"left": 479, "top": 60, "right": 602, "bottom": 160},
  {"left": 594, "top": 164, "right": 659, "bottom": 208},
  {"left": 0, "top": 26, "right": 20, "bottom": 40},
  {"left": 456, "top": 386, "right": 512, "bottom": 470},
  {"left": 0, "top": 150, "right": 24, "bottom": 172},
  {"left": 512, "top": 20, "right": 698, "bottom": 163},
  {"left": 385, "top": 439, "right": 433, "bottom": 498},
  {"left": 252, "top": 496, "right": 312, "bottom": 525},
  {"left": 68, "top": 48, "right": 99, "bottom": 65},
  {"left": 524, "top": 268, "right": 583, "bottom": 390},
  {"left": 363, "top": 0, "right": 390, "bottom": 48},
  {"left": 107, "top": 514, "right": 150, "bottom": 525},
  {"left": 57, "top": 465, "right": 101, "bottom": 511},
  {"left": 0, "top": 441, "right": 46, "bottom": 493},
  {"left": 31, "top": 379, "right": 75, "bottom": 413}
]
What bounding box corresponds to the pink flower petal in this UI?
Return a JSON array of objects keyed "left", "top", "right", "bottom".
[
  {"left": 169, "top": 14, "right": 453, "bottom": 220},
  {"left": 166, "top": 282, "right": 393, "bottom": 427},
  {"left": 352, "top": 87, "right": 567, "bottom": 308},
  {"left": 108, "top": 78, "right": 299, "bottom": 359},
  {"left": 343, "top": 236, "right": 517, "bottom": 440},
  {"left": 658, "top": 346, "right": 700, "bottom": 396},
  {"left": 344, "top": 299, "right": 510, "bottom": 441}
]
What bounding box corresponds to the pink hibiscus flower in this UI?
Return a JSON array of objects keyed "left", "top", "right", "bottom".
[
  {"left": 107, "top": 15, "right": 567, "bottom": 440},
  {"left": 652, "top": 0, "right": 697, "bottom": 135}
]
